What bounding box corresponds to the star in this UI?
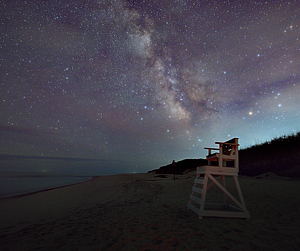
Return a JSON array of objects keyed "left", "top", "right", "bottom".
[{"left": 0, "top": 0, "right": 300, "bottom": 174}]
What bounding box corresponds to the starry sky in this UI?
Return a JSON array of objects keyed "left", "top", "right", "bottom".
[{"left": 1, "top": 0, "right": 300, "bottom": 174}]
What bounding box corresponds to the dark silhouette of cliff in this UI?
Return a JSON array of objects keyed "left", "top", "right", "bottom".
[{"left": 149, "top": 158, "right": 207, "bottom": 174}]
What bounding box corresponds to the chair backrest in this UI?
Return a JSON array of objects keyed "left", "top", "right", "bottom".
[
  {"left": 222, "top": 138, "right": 238, "bottom": 156},
  {"left": 221, "top": 138, "right": 239, "bottom": 172},
  {"left": 222, "top": 144, "right": 233, "bottom": 155}
]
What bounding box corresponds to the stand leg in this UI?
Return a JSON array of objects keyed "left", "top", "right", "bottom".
[{"left": 222, "top": 175, "right": 229, "bottom": 209}]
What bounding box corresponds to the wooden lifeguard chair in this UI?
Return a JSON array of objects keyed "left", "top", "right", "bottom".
[{"left": 187, "top": 138, "right": 250, "bottom": 219}]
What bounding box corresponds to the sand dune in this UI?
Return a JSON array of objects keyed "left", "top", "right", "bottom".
[{"left": 0, "top": 172, "right": 300, "bottom": 250}]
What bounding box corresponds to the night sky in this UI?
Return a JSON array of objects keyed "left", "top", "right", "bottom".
[{"left": 1, "top": 0, "right": 300, "bottom": 174}]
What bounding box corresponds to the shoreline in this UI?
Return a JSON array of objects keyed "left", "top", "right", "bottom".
[
  {"left": 0, "top": 176, "right": 94, "bottom": 200},
  {"left": 0, "top": 173, "right": 135, "bottom": 227}
]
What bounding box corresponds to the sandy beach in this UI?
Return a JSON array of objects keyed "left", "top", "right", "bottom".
[{"left": 0, "top": 172, "right": 300, "bottom": 250}]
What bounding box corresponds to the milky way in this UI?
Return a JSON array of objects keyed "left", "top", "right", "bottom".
[{"left": 1, "top": 0, "right": 300, "bottom": 174}]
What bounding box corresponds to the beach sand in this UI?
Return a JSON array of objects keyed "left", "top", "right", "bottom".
[{"left": 0, "top": 172, "right": 300, "bottom": 250}]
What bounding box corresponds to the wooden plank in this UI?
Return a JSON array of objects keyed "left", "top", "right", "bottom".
[
  {"left": 197, "top": 165, "right": 238, "bottom": 176},
  {"left": 204, "top": 147, "right": 219, "bottom": 150},
  {"left": 200, "top": 174, "right": 208, "bottom": 211},
  {"left": 190, "top": 194, "right": 201, "bottom": 204},
  {"left": 192, "top": 186, "right": 202, "bottom": 194},
  {"left": 233, "top": 176, "right": 247, "bottom": 208},
  {"left": 199, "top": 209, "right": 251, "bottom": 219},
  {"left": 197, "top": 166, "right": 219, "bottom": 174},
  {"left": 187, "top": 201, "right": 199, "bottom": 215},
  {"left": 189, "top": 202, "right": 250, "bottom": 219},
  {"left": 194, "top": 178, "right": 204, "bottom": 184}
]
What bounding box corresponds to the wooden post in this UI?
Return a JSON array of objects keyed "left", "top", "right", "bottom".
[{"left": 172, "top": 160, "right": 176, "bottom": 181}]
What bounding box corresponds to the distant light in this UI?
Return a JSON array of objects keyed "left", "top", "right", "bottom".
[{"left": 249, "top": 111, "right": 253, "bottom": 115}]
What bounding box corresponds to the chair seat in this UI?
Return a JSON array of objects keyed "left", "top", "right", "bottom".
[
  {"left": 207, "top": 153, "right": 235, "bottom": 161},
  {"left": 207, "top": 153, "right": 218, "bottom": 161},
  {"left": 207, "top": 153, "right": 218, "bottom": 158}
]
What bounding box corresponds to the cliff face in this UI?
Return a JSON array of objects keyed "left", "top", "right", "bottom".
[{"left": 149, "top": 159, "right": 207, "bottom": 174}]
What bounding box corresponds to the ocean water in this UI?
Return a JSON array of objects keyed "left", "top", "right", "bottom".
[{"left": 0, "top": 175, "right": 92, "bottom": 198}]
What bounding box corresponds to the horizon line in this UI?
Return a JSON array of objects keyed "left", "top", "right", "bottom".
[{"left": 0, "top": 154, "right": 108, "bottom": 162}]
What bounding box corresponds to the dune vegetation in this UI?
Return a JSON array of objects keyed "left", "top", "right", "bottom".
[{"left": 239, "top": 131, "right": 300, "bottom": 177}]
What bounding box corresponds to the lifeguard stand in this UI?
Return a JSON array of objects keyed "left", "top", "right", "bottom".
[{"left": 187, "top": 138, "right": 250, "bottom": 219}]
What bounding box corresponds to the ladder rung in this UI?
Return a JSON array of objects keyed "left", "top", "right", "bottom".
[
  {"left": 190, "top": 194, "right": 201, "bottom": 204},
  {"left": 192, "top": 186, "right": 202, "bottom": 194},
  {"left": 194, "top": 178, "right": 204, "bottom": 184},
  {"left": 188, "top": 201, "right": 199, "bottom": 215}
]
